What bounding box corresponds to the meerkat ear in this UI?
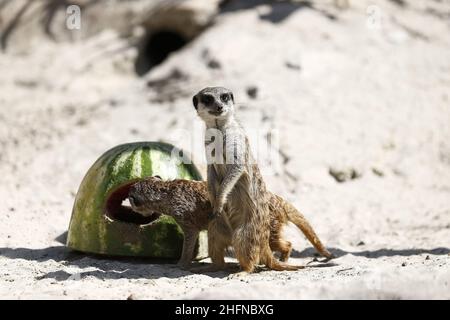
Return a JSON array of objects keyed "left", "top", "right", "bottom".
[
  {"left": 230, "top": 93, "right": 234, "bottom": 103},
  {"left": 193, "top": 95, "right": 198, "bottom": 109},
  {"left": 154, "top": 175, "right": 162, "bottom": 179}
]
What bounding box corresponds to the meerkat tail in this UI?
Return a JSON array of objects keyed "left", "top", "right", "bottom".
[{"left": 281, "top": 198, "right": 334, "bottom": 259}]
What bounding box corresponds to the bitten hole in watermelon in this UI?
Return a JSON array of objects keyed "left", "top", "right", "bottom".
[{"left": 105, "top": 182, "right": 160, "bottom": 225}]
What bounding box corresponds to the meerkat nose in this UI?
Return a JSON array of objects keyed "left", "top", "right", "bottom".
[{"left": 217, "top": 105, "right": 223, "bottom": 112}]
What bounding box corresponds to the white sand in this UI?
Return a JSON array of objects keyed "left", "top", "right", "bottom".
[{"left": 0, "top": 0, "right": 449, "bottom": 299}]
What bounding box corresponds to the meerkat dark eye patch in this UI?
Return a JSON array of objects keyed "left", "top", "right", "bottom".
[
  {"left": 220, "top": 94, "right": 229, "bottom": 103},
  {"left": 200, "top": 94, "right": 214, "bottom": 105},
  {"left": 193, "top": 96, "right": 198, "bottom": 109}
]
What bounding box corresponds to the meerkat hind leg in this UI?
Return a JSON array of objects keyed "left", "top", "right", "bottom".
[
  {"left": 272, "top": 239, "right": 292, "bottom": 262},
  {"left": 190, "top": 230, "right": 229, "bottom": 273},
  {"left": 262, "top": 246, "right": 304, "bottom": 271}
]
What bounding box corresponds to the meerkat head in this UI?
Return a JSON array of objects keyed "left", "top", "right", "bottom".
[
  {"left": 128, "top": 176, "right": 164, "bottom": 216},
  {"left": 192, "top": 87, "right": 235, "bottom": 122}
]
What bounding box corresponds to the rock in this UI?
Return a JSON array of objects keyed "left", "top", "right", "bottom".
[
  {"left": 285, "top": 61, "right": 301, "bottom": 71},
  {"left": 246, "top": 86, "right": 258, "bottom": 99},
  {"left": 329, "top": 167, "right": 362, "bottom": 183},
  {"left": 140, "top": 0, "right": 220, "bottom": 40},
  {"left": 372, "top": 168, "right": 384, "bottom": 177},
  {"left": 202, "top": 49, "right": 222, "bottom": 70},
  {"left": 130, "top": 128, "right": 140, "bottom": 135},
  {"left": 207, "top": 59, "right": 221, "bottom": 69}
]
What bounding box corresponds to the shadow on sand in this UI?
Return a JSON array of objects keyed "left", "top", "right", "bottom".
[
  {"left": 0, "top": 245, "right": 232, "bottom": 281},
  {"left": 1, "top": 242, "right": 448, "bottom": 282},
  {"left": 219, "top": 0, "right": 338, "bottom": 24},
  {"left": 292, "top": 247, "right": 450, "bottom": 259}
]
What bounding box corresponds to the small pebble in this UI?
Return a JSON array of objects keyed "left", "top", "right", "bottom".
[
  {"left": 401, "top": 262, "right": 407, "bottom": 267},
  {"left": 207, "top": 59, "right": 221, "bottom": 69},
  {"left": 109, "top": 99, "right": 119, "bottom": 107},
  {"left": 357, "top": 241, "right": 365, "bottom": 246},
  {"left": 425, "top": 255, "right": 430, "bottom": 260},
  {"left": 372, "top": 168, "right": 384, "bottom": 177},
  {"left": 285, "top": 61, "right": 301, "bottom": 71},
  {"left": 246, "top": 86, "right": 258, "bottom": 99}
]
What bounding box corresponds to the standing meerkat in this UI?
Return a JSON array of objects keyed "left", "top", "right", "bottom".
[
  {"left": 128, "top": 176, "right": 333, "bottom": 269},
  {"left": 193, "top": 87, "right": 308, "bottom": 274}
]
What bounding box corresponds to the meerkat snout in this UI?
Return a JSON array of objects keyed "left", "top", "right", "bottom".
[
  {"left": 128, "top": 186, "right": 145, "bottom": 210},
  {"left": 128, "top": 194, "right": 139, "bottom": 208}
]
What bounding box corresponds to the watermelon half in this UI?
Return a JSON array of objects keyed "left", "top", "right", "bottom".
[{"left": 67, "top": 141, "right": 207, "bottom": 259}]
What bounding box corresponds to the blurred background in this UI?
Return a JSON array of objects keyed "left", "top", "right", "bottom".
[{"left": 0, "top": 0, "right": 449, "bottom": 299}]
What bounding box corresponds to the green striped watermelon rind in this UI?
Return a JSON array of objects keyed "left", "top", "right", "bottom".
[{"left": 67, "top": 141, "right": 204, "bottom": 258}]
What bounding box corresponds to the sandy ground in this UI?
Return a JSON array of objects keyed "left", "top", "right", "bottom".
[{"left": 0, "top": 0, "right": 449, "bottom": 299}]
